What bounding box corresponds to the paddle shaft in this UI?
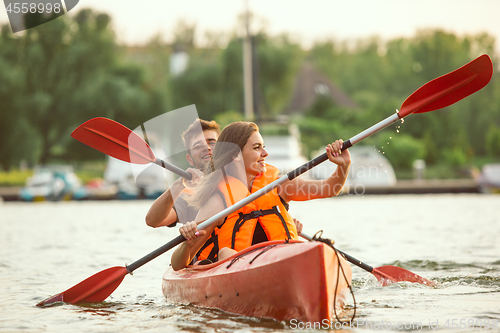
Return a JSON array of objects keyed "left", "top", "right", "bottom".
[
  {"left": 126, "top": 235, "right": 185, "bottom": 272},
  {"left": 153, "top": 158, "right": 193, "bottom": 180},
  {"left": 301, "top": 232, "right": 435, "bottom": 286},
  {"left": 301, "top": 232, "right": 374, "bottom": 273}
]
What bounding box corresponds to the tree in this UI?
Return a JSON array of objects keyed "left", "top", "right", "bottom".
[
  {"left": 0, "top": 35, "right": 30, "bottom": 169},
  {"left": 255, "top": 33, "right": 303, "bottom": 117},
  {"left": 308, "top": 29, "right": 499, "bottom": 170},
  {"left": 0, "top": 9, "right": 165, "bottom": 166}
]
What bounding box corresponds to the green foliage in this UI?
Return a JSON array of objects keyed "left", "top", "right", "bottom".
[
  {"left": 0, "top": 9, "right": 164, "bottom": 167},
  {"left": 0, "top": 169, "right": 33, "bottom": 186},
  {"left": 295, "top": 113, "right": 362, "bottom": 159},
  {"left": 214, "top": 110, "right": 244, "bottom": 129},
  {"left": 422, "top": 130, "right": 439, "bottom": 164},
  {"left": 167, "top": 32, "right": 303, "bottom": 121},
  {"left": 309, "top": 29, "right": 500, "bottom": 173},
  {"left": 378, "top": 134, "right": 425, "bottom": 169},
  {"left": 442, "top": 147, "right": 468, "bottom": 166},
  {"left": 486, "top": 125, "right": 500, "bottom": 157},
  {"left": 0, "top": 164, "right": 105, "bottom": 186},
  {"left": 0, "top": 9, "right": 499, "bottom": 179},
  {"left": 73, "top": 162, "right": 107, "bottom": 184},
  {"left": 255, "top": 33, "right": 304, "bottom": 116}
]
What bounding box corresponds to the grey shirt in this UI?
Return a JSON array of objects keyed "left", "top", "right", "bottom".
[{"left": 169, "top": 195, "right": 198, "bottom": 227}]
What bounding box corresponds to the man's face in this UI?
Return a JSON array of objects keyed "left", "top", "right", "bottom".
[{"left": 186, "top": 130, "right": 218, "bottom": 170}]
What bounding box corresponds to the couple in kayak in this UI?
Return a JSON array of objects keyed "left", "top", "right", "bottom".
[{"left": 146, "top": 119, "right": 351, "bottom": 271}]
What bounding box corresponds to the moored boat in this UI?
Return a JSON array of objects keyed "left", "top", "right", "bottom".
[
  {"left": 477, "top": 164, "right": 500, "bottom": 194},
  {"left": 20, "top": 165, "right": 82, "bottom": 201},
  {"left": 162, "top": 240, "right": 352, "bottom": 323}
]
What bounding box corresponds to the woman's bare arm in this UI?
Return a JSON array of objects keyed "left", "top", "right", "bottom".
[
  {"left": 170, "top": 194, "right": 225, "bottom": 270},
  {"left": 279, "top": 140, "right": 351, "bottom": 202}
]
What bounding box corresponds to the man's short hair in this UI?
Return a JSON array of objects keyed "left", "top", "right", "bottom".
[{"left": 182, "top": 119, "right": 221, "bottom": 150}]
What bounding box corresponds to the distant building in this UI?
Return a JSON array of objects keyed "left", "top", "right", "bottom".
[{"left": 284, "top": 62, "right": 358, "bottom": 114}]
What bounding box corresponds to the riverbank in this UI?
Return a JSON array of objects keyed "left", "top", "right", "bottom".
[
  {"left": 0, "top": 179, "right": 483, "bottom": 202},
  {"left": 343, "top": 179, "right": 479, "bottom": 195}
]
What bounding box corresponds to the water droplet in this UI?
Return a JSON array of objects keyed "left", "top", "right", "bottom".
[
  {"left": 387, "top": 142, "right": 390, "bottom": 145},
  {"left": 401, "top": 118, "right": 405, "bottom": 123},
  {"left": 378, "top": 150, "right": 380, "bottom": 153},
  {"left": 389, "top": 137, "right": 392, "bottom": 139},
  {"left": 382, "top": 152, "right": 385, "bottom": 154},
  {"left": 396, "top": 130, "right": 399, "bottom": 133}
]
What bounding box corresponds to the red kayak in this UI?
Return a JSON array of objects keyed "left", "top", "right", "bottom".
[{"left": 162, "top": 240, "right": 352, "bottom": 323}]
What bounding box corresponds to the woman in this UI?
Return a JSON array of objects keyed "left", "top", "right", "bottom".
[{"left": 171, "top": 122, "right": 350, "bottom": 271}]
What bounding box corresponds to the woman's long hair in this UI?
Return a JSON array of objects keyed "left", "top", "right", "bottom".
[{"left": 186, "top": 121, "right": 259, "bottom": 210}]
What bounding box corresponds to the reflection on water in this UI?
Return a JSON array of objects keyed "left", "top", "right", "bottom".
[{"left": 0, "top": 194, "right": 499, "bottom": 332}]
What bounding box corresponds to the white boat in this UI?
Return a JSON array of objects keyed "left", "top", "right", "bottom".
[
  {"left": 477, "top": 164, "right": 500, "bottom": 194},
  {"left": 104, "top": 157, "right": 171, "bottom": 200},
  {"left": 20, "top": 165, "right": 82, "bottom": 201},
  {"left": 261, "top": 123, "right": 308, "bottom": 175},
  {"left": 72, "top": 178, "right": 118, "bottom": 200},
  {"left": 310, "top": 145, "right": 397, "bottom": 192}
]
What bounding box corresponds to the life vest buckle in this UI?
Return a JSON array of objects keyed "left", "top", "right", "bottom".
[{"left": 248, "top": 210, "right": 263, "bottom": 219}]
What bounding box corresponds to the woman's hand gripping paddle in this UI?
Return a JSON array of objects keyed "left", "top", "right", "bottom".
[{"left": 37, "top": 54, "right": 491, "bottom": 306}]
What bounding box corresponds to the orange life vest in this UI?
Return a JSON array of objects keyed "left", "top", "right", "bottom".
[
  {"left": 216, "top": 165, "right": 298, "bottom": 252},
  {"left": 179, "top": 188, "right": 220, "bottom": 262}
]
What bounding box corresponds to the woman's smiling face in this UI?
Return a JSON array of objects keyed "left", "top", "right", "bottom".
[{"left": 242, "top": 131, "right": 268, "bottom": 177}]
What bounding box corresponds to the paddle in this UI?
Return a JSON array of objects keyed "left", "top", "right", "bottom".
[
  {"left": 301, "top": 232, "right": 435, "bottom": 286},
  {"left": 288, "top": 54, "right": 492, "bottom": 177},
  {"left": 37, "top": 54, "right": 491, "bottom": 307},
  {"left": 71, "top": 117, "right": 193, "bottom": 180}
]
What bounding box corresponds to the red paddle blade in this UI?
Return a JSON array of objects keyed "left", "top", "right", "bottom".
[
  {"left": 371, "top": 265, "right": 436, "bottom": 287},
  {"left": 399, "top": 54, "right": 493, "bottom": 118},
  {"left": 71, "top": 117, "right": 156, "bottom": 164},
  {"left": 36, "top": 266, "right": 129, "bottom": 307}
]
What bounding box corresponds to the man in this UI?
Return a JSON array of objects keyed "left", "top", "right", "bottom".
[{"left": 145, "top": 119, "right": 221, "bottom": 228}]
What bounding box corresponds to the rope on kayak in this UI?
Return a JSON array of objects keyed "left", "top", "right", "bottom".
[
  {"left": 248, "top": 244, "right": 277, "bottom": 264},
  {"left": 312, "top": 230, "right": 357, "bottom": 323},
  {"left": 226, "top": 244, "right": 278, "bottom": 268}
]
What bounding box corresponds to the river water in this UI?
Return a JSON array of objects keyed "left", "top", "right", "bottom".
[{"left": 1, "top": 194, "right": 499, "bottom": 332}]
